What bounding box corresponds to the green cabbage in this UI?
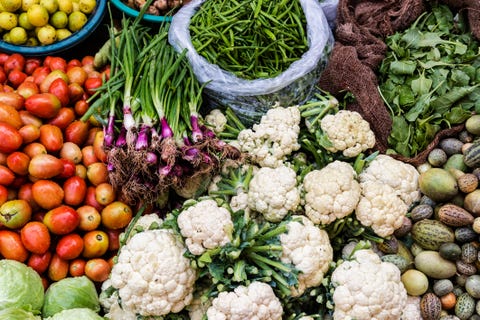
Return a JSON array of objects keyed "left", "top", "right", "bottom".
[
  {"left": 0, "top": 259, "right": 44, "bottom": 314},
  {"left": 44, "top": 308, "right": 105, "bottom": 319},
  {"left": 0, "top": 308, "right": 41, "bottom": 320},
  {"left": 42, "top": 276, "right": 100, "bottom": 318}
]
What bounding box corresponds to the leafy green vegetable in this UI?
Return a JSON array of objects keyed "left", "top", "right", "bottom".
[
  {"left": 0, "top": 259, "right": 44, "bottom": 314},
  {"left": 0, "top": 308, "right": 41, "bottom": 319},
  {"left": 42, "top": 276, "right": 100, "bottom": 318},
  {"left": 378, "top": 3, "right": 480, "bottom": 157},
  {"left": 44, "top": 308, "right": 105, "bottom": 320}
]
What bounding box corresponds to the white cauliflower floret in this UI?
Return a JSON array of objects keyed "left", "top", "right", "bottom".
[
  {"left": 206, "top": 281, "right": 283, "bottom": 320},
  {"left": 331, "top": 249, "right": 407, "bottom": 320},
  {"left": 110, "top": 229, "right": 196, "bottom": 317},
  {"left": 359, "top": 154, "right": 421, "bottom": 206},
  {"left": 230, "top": 190, "right": 249, "bottom": 213},
  {"left": 303, "top": 161, "right": 361, "bottom": 225},
  {"left": 248, "top": 165, "right": 300, "bottom": 222},
  {"left": 356, "top": 180, "right": 409, "bottom": 238},
  {"left": 320, "top": 110, "right": 375, "bottom": 157},
  {"left": 280, "top": 215, "right": 333, "bottom": 297},
  {"left": 177, "top": 199, "right": 233, "bottom": 255},
  {"left": 237, "top": 105, "right": 301, "bottom": 168},
  {"left": 401, "top": 295, "right": 423, "bottom": 320},
  {"left": 119, "top": 213, "right": 163, "bottom": 244},
  {"left": 205, "top": 109, "right": 228, "bottom": 134}
]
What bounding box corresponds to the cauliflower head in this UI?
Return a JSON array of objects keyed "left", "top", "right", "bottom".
[
  {"left": 237, "top": 105, "right": 301, "bottom": 168},
  {"left": 280, "top": 215, "right": 333, "bottom": 297},
  {"left": 177, "top": 199, "right": 233, "bottom": 255},
  {"left": 110, "top": 229, "right": 196, "bottom": 316},
  {"left": 320, "top": 110, "right": 375, "bottom": 157},
  {"left": 248, "top": 165, "right": 300, "bottom": 222},
  {"left": 206, "top": 281, "right": 283, "bottom": 320},
  {"left": 331, "top": 249, "right": 407, "bottom": 320},
  {"left": 359, "top": 154, "right": 420, "bottom": 206},
  {"left": 303, "top": 161, "right": 361, "bottom": 225},
  {"left": 356, "top": 180, "right": 409, "bottom": 238},
  {"left": 401, "top": 295, "right": 422, "bottom": 320},
  {"left": 205, "top": 109, "right": 228, "bottom": 134}
]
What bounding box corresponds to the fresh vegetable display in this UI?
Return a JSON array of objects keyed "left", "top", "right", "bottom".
[{"left": 3, "top": 0, "right": 480, "bottom": 319}]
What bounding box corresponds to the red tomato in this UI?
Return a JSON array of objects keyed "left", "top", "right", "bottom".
[
  {"left": 82, "top": 230, "right": 108, "bottom": 258},
  {"left": 67, "top": 59, "right": 82, "bottom": 69},
  {"left": 84, "top": 186, "right": 104, "bottom": 212},
  {"left": 48, "top": 108, "right": 75, "bottom": 131},
  {"left": 0, "top": 92, "right": 24, "bottom": 110},
  {"left": 48, "top": 78, "right": 70, "bottom": 108},
  {"left": 0, "top": 185, "right": 7, "bottom": 206},
  {"left": 0, "top": 165, "right": 15, "bottom": 186},
  {"left": 28, "top": 154, "right": 64, "bottom": 179},
  {"left": 19, "top": 110, "right": 42, "bottom": 127},
  {"left": 0, "top": 102, "right": 22, "bottom": 129},
  {"left": 65, "top": 120, "right": 89, "bottom": 146},
  {"left": 84, "top": 77, "right": 102, "bottom": 96},
  {"left": 7, "top": 69, "right": 27, "bottom": 88},
  {"left": 0, "top": 69, "right": 6, "bottom": 84},
  {"left": 81, "top": 146, "right": 98, "bottom": 166},
  {"left": 106, "top": 229, "right": 121, "bottom": 251},
  {"left": 20, "top": 221, "right": 51, "bottom": 254},
  {"left": 27, "top": 251, "right": 52, "bottom": 274},
  {"left": 31, "top": 180, "right": 64, "bottom": 210},
  {"left": 16, "top": 80, "right": 40, "bottom": 99},
  {"left": 84, "top": 258, "right": 111, "bottom": 282},
  {"left": 43, "top": 205, "right": 80, "bottom": 235},
  {"left": 25, "top": 93, "right": 62, "bottom": 119},
  {"left": 69, "top": 258, "right": 86, "bottom": 276},
  {"left": 0, "top": 122, "right": 23, "bottom": 153},
  {"left": 39, "top": 124, "right": 63, "bottom": 152},
  {"left": 58, "top": 158, "right": 76, "bottom": 179},
  {"left": 32, "top": 66, "right": 50, "bottom": 87},
  {"left": 66, "top": 66, "right": 87, "bottom": 86},
  {"left": 48, "top": 253, "right": 69, "bottom": 281},
  {"left": 56, "top": 233, "right": 84, "bottom": 260},
  {"left": 101, "top": 201, "right": 132, "bottom": 230},
  {"left": 3, "top": 53, "right": 25, "bottom": 74},
  {"left": 0, "top": 53, "right": 9, "bottom": 66},
  {"left": 6, "top": 151, "right": 30, "bottom": 175},
  {"left": 23, "top": 142, "right": 47, "bottom": 158},
  {"left": 68, "top": 83, "right": 85, "bottom": 103},
  {"left": 17, "top": 182, "right": 39, "bottom": 211},
  {"left": 63, "top": 175, "right": 87, "bottom": 206},
  {"left": 24, "top": 58, "right": 42, "bottom": 75},
  {"left": 39, "top": 70, "right": 68, "bottom": 93},
  {"left": 81, "top": 56, "right": 94, "bottom": 67},
  {"left": 48, "top": 57, "right": 67, "bottom": 72},
  {"left": 76, "top": 205, "right": 101, "bottom": 231},
  {"left": 19, "top": 124, "right": 41, "bottom": 144},
  {"left": 0, "top": 230, "right": 29, "bottom": 262}
]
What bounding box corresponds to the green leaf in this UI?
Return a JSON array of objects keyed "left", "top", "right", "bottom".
[
  {"left": 389, "top": 60, "right": 417, "bottom": 75},
  {"left": 405, "top": 94, "right": 431, "bottom": 122},
  {"left": 389, "top": 116, "right": 410, "bottom": 141},
  {"left": 445, "top": 106, "right": 473, "bottom": 124},
  {"left": 411, "top": 72, "right": 433, "bottom": 96}
]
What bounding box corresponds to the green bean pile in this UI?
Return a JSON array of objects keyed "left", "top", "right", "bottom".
[{"left": 189, "top": 0, "right": 308, "bottom": 80}]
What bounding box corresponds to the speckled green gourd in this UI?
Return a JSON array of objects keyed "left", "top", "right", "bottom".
[
  {"left": 381, "top": 254, "right": 409, "bottom": 273},
  {"left": 464, "top": 140, "right": 480, "bottom": 168},
  {"left": 411, "top": 219, "right": 455, "bottom": 250},
  {"left": 455, "top": 292, "right": 475, "bottom": 319}
]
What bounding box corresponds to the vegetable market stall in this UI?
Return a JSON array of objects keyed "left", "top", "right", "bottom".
[{"left": 1, "top": 0, "right": 480, "bottom": 319}]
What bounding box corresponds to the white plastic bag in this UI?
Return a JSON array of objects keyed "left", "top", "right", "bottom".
[{"left": 169, "top": 0, "right": 336, "bottom": 124}]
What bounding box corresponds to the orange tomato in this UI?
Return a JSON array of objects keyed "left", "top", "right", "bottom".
[
  {"left": 39, "top": 124, "right": 64, "bottom": 153},
  {"left": 93, "top": 130, "right": 107, "bottom": 163},
  {"left": 56, "top": 233, "right": 84, "bottom": 260},
  {"left": 0, "top": 122, "right": 23, "bottom": 154},
  {"left": 28, "top": 154, "right": 64, "bottom": 179},
  {"left": 86, "top": 162, "right": 108, "bottom": 186},
  {"left": 65, "top": 120, "right": 89, "bottom": 146},
  {"left": 24, "top": 93, "right": 62, "bottom": 119},
  {"left": 48, "top": 57, "right": 67, "bottom": 72},
  {"left": 23, "top": 142, "right": 47, "bottom": 158},
  {"left": 0, "top": 230, "right": 29, "bottom": 262},
  {"left": 0, "top": 91, "right": 25, "bottom": 110},
  {"left": 68, "top": 83, "right": 85, "bottom": 103},
  {"left": 84, "top": 258, "right": 111, "bottom": 282},
  {"left": 17, "top": 182, "right": 39, "bottom": 211},
  {"left": 63, "top": 175, "right": 87, "bottom": 206},
  {"left": 60, "top": 141, "right": 83, "bottom": 164},
  {"left": 19, "top": 124, "right": 41, "bottom": 144},
  {"left": 0, "top": 185, "right": 7, "bottom": 206},
  {"left": 43, "top": 205, "right": 80, "bottom": 235},
  {"left": 95, "top": 182, "right": 115, "bottom": 206},
  {"left": 81, "top": 145, "right": 98, "bottom": 166},
  {"left": 101, "top": 201, "right": 132, "bottom": 230},
  {"left": 16, "top": 80, "right": 40, "bottom": 99},
  {"left": 69, "top": 258, "right": 86, "bottom": 276},
  {"left": 84, "top": 186, "right": 104, "bottom": 212},
  {"left": 57, "top": 158, "right": 76, "bottom": 179},
  {"left": 75, "top": 164, "right": 87, "bottom": 179},
  {"left": 82, "top": 230, "right": 108, "bottom": 258},
  {"left": 48, "top": 253, "right": 69, "bottom": 281},
  {"left": 440, "top": 292, "right": 456, "bottom": 310},
  {"left": 74, "top": 99, "right": 89, "bottom": 117},
  {"left": 48, "top": 78, "right": 70, "bottom": 108},
  {"left": 0, "top": 102, "right": 22, "bottom": 129},
  {"left": 76, "top": 205, "right": 101, "bottom": 231},
  {"left": 6, "top": 151, "right": 30, "bottom": 176},
  {"left": 32, "top": 180, "right": 64, "bottom": 210},
  {"left": 66, "top": 66, "right": 88, "bottom": 86},
  {"left": 20, "top": 221, "right": 51, "bottom": 254},
  {"left": 27, "top": 251, "right": 52, "bottom": 274}
]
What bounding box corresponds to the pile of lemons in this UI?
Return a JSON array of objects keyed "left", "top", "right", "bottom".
[{"left": 0, "top": 0, "right": 97, "bottom": 45}]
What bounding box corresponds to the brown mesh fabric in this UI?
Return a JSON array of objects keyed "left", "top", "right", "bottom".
[{"left": 318, "top": 0, "right": 479, "bottom": 166}]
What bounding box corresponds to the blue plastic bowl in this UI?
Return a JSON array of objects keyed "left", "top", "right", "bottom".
[
  {"left": 0, "top": 0, "right": 107, "bottom": 56},
  {"left": 109, "top": 0, "right": 172, "bottom": 23}
]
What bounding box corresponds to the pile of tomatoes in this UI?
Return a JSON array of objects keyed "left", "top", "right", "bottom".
[{"left": 0, "top": 52, "right": 133, "bottom": 289}]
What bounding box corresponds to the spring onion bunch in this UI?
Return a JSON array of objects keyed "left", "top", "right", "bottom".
[{"left": 83, "top": 17, "right": 241, "bottom": 207}]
